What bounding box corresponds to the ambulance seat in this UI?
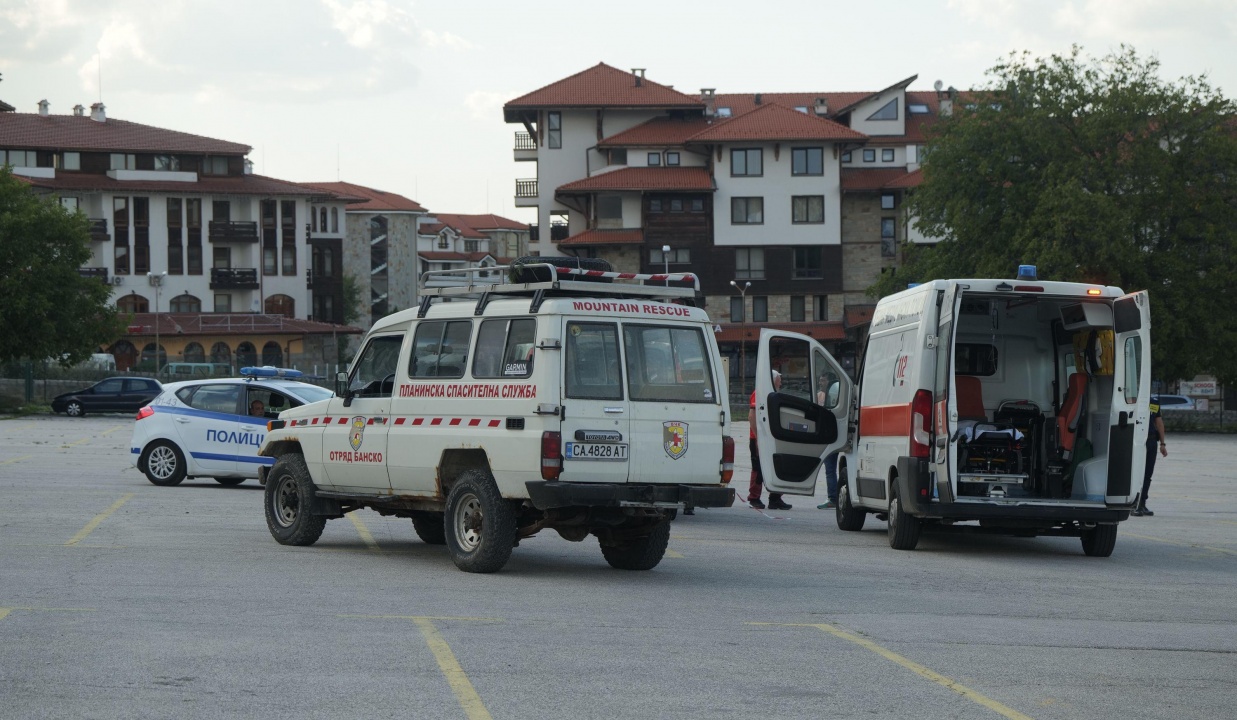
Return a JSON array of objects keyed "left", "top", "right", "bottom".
[
  {"left": 1057, "top": 373, "right": 1088, "bottom": 455},
  {"left": 955, "top": 375, "right": 988, "bottom": 421}
]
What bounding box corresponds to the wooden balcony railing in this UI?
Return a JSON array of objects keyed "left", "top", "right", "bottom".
[
  {"left": 208, "top": 220, "right": 259, "bottom": 243},
  {"left": 209, "top": 267, "right": 259, "bottom": 290}
]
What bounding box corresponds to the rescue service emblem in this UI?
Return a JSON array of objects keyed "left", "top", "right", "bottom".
[
  {"left": 349, "top": 416, "right": 366, "bottom": 451},
  {"left": 663, "top": 421, "right": 688, "bottom": 460}
]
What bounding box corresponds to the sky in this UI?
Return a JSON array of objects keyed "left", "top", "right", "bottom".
[{"left": 1, "top": 0, "right": 1233, "bottom": 224}]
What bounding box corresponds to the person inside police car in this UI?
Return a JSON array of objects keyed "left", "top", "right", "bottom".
[{"left": 249, "top": 398, "right": 266, "bottom": 418}]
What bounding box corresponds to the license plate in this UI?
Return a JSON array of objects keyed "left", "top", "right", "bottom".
[{"left": 565, "top": 442, "right": 629, "bottom": 461}]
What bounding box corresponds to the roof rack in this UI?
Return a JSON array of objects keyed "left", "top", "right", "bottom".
[{"left": 418, "top": 263, "right": 700, "bottom": 316}]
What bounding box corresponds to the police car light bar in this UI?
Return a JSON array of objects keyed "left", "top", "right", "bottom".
[{"left": 240, "top": 366, "right": 304, "bottom": 379}]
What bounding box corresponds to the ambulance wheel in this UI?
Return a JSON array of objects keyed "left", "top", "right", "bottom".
[
  {"left": 836, "top": 470, "right": 866, "bottom": 532},
  {"left": 887, "top": 482, "right": 921, "bottom": 550},
  {"left": 264, "top": 453, "right": 326, "bottom": 546},
  {"left": 599, "top": 521, "right": 670, "bottom": 571},
  {"left": 214, "top": 477, "right": 246, "bottom": 486},
  {"left": 445, "top": 470, "right": 516, "bottom": 573},
  {"left": 1081, "top": 523, "right": 1118, "bottom": 557},
  {"left": 141, "top": 440, "right": 186, "bottom": 486},
  {"left": 410, "top": 511, "right": 447, "bottom": 545}
]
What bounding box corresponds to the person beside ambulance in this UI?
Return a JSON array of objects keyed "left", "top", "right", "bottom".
[
  {"left": 1132, "top": 398, "right": 1168, "bottom": 517},
  {"left": 749, "top": 370, "right": 791, "bottom": 511}
]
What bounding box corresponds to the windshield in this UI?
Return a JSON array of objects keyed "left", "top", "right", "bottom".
[{"left": 284, "top": 384, "right": 333, "bottom": 403}]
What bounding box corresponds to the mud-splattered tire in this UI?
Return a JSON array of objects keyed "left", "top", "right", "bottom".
[
  {"left": 264, "top": 453, "right": 326, "bottom": 546},
  {"left": 836, "top": 470, "right": 866, "bottom": 532},
  {"left": 444, "top": 470, "right": 516, "bottom": 573},
  {"left": 141, "top": 440, "right": 186, "bottom": 486},
  {"left": 411, "top": 511, "right": 447, "bottom": 545},
  {"left": 887, "top": 483, "right": 921, "bottom": 550},
  {"left": 1081, "top": 523, "right": 1118, "bottom": 557},
  {"left": 599, "top": 522, "right": 671, "bottom": 571}
]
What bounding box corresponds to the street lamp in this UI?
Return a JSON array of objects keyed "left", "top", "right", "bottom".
[
  {"left": 661, "top": 244, "right": 671, "bottom": 286},
  {"left": 147, "top": 271, "right": 166, "bottom": 373},
  {"left": 729, "top": 279, "right": 751, "bottom": 398}
]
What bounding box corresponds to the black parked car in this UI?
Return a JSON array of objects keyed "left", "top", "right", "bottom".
[{"left": 51, "top": 377, "right": 162, "bottom": 417}]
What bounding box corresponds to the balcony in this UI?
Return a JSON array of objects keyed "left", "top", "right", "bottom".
[
  {"left": 530, "top": 223, "right": 570, "bottom": 243},
  {"left": 514, "top": 131, "right": 537, "bottom": 162},
  {"left": 88, "top": 219, "right": 110, "bottom": 242},
  {"left": 79, "top": 267, "right": 109, "bottom": 283},
  {"left": 208, "top": 220, "right": 259, "bottom": 243},
  {"left": 210, "top": 267, "right": 259, "bottom": 290},
  {"left": 514, "top": 178, "right": 538, "bottom": 208},
  {"left": 305, "top": 268, "right": 341, "bottom": 290}
]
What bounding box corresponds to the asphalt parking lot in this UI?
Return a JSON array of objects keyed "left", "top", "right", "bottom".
[{"left": 1, "top": 413, "right": 1234, "bottom": 720}]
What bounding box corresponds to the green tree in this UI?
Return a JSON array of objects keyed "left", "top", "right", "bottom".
[
  {"left": 0, "top": 168, "right": 124, "bottom": 365},
  {"left": 883, "top": 46, "right": 1237, "bottom": 384}
]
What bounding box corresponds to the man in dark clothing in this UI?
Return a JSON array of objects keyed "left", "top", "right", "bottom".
[
  {"left": 749, "top": 371, "right": 791, "bottom": 510},
  {"left": 1133, "top": 397, "right": 1168, "bottom": 516}
]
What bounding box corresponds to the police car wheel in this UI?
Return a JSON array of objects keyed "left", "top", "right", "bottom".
[
  {"left": 410, "top": 511, "right": 447, "bottom": 545},
  {"left": 264, "top": 454, "right": 326, "bottom": 546},
  {"left": 214, "top": 477, "right": 246, "bottom": 486},
  {"left": 444, "top": 470, "right": 515, "bottom": 573},
  {"left": 1081, "top": 523, "right": 1118, "bottom": 557},
  {"left": 141, "top": 441, "right": 186, "bottom": 486},
  {"left": 599, "top": 521, "right": 670, "bottom": 571},
  {"left": 66, "top": 401, "right": 84, "bottom": 417},
  {"left": 836, "top": 471, "right": 866, "bottom": 532},
  {"left": 887, "top": 482, "right": 921, "bottom": 551}
]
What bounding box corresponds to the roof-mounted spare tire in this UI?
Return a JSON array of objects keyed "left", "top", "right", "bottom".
[{"left": 509, "top": 256, "right": 613, "bottom": 284}]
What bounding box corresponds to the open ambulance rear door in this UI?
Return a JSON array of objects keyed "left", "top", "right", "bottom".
[
  {"left": 754, "top": 329, "right": 852, "bottom": 496},
  {"left": 1106, "top": 291, "right": 1152, "bottom": 506}
]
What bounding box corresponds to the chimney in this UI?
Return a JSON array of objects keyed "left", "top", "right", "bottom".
[
  {"left": 631, "top": 68, "right": 645, "bottom": 87},
  {"left": 700, "top": 88, "right": 716, "bottom": 117},
  {"left": 244, "top": 159, "right": 254, "bottom": 175},
  {"left": 90, "top": 102, "right": 106, "bottom": 123},
  {"left": 73, "top": 104, "right": 85, "bottom": 117},
  {"left": 37, "top": 99, "right": 49, "bottom": 116},
  {"left": 754, "top": 93, "right": 762, "bottom": 105},
  {"left": 814, "top": 97, "right": 829, "bottom": 116}
]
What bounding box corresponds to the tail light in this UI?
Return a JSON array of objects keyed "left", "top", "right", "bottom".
[
  {"left": 720, "top": 436, "right": 735, "bottom": 484},
  {"left": 910, "top": 389, "right": 932, "bottom": 459},
  {"left": 135, "top": 406, "right": 155, "bottom": 421},
  {"left": 541, "top": 431, "right": 562, "bottom": 480}
]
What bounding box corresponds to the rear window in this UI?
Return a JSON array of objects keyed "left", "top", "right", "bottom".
[{"left": 623, "top": 325, "right": 717, "bottom": 403}]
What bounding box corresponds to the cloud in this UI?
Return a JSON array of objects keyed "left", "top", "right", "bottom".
[{"left": 464, "top": 90, "right": 515, "bottom": 122}]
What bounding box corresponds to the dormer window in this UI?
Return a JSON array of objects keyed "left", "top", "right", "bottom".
[
  {"left": 203, "top": 156, "right": 228, "bottom": 175},
  {"left": 666, "top": 151, "right": 680, "bottom": 166},
  {"left": 110, "top": 153, "right": 136, "bottom": 170},
  {"left": 716, "top": 107, "right": 732, "bottom": 118},
  {"left": 154, "top": 155, "right": 180, "bottom": 171},
  {"left": 866, "top": 98, "right": 899, "bottom": 121},
  {"left": 648, "top": 152, "right": 661, "bottom": 166},
  {"left": 908, "top": 103, "right": 930, "bottom": 114}
]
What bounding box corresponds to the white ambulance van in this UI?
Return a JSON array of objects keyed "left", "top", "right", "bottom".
[
  {"left": 257, "top": 261, "right": 735, "bottom": 573},
  {"left": 754, "top": 266, "right": 1151, "bottom": 557}
]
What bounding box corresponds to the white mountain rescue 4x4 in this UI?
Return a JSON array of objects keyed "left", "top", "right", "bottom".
[{"left": 257, "top": 261, "right": 736, "bottom": 573}]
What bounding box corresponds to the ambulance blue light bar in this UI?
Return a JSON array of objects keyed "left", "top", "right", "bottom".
[
  {"left": 1017, "top": 265, "right": 1038, "bottom": 281},
  {"left": 240, "top": 366, "right": 304, "bottom": 379}
]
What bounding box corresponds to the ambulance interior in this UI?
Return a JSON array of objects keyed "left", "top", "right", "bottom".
[{"left": 950, "top": 294, "right": 1116, "bottom": 502}]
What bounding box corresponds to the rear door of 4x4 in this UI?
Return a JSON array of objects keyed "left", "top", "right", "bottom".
[
  {"left": 561, "top": 320, "right": 629, "bottom": 483},
  {"left": 623, "top": 323, "right": 724, "bottom": 486}
]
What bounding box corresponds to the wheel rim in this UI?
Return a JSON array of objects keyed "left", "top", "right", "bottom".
[
  {"left": 147, "top": 445, "right": 178, "bottom": 480},
  {"left": 838, "top": 472, "right": 849, "bottom": 516},
  {"left": 888, "top": 489, "right": 898, "bottom": 531},
  {"left": 272, "top": 475, "right": 300, "bottom": 528},
  {"left": 67, "top": 402, "right": 82, "bottom": 416},
  {"left": 453, "top": 492, "right": 483, "bottom": 552}
]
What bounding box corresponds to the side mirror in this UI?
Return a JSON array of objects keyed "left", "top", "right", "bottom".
[{"left": 336, "top": 372, "right": 350, "bottom": 399}]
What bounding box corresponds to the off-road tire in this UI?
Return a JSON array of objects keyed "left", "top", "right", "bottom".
[
  {"left": 1081, "top": 523, "right": 1118, "bottom": 557},
  {"left": 214, "top": 477, "right": 246, "bottom": 486},
  {"left": 887, "top": 482, "right": 922, "bottom": 550},
  {"left": 836, "top": 470, "right": 866, "bottom": 532},
  {"left": 444, "top": 470, "right": 516, "bottom": 573},
  {"left": 141, "top": 440, "right": 187, "bottom": 486},
  {"left": 66, "top": 400, "right": 85, "bottom": 417},
  {"left": 410, "top": 511, "right": 447, "bottom": 545},
  {"left": 264, "top": 453, "right": 326, "bottom": 546},
  {"left": 599, "top": 522, "right": 671, "bottom": 571}
]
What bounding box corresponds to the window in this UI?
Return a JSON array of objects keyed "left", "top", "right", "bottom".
[
  {"left": 648, "top": 199, "right": 662, "bottom": 213},
  {"left": 956, "top": 344, "right": 998, "bottom": 376},
  {"left": 794, "top": 106, "right": 808, "bottom": 114},
  {"left": 881, "top": 194, "right": 895, "bottom": 210},
  {"left": 113, "top": 197, "right": 129, "bottom": 275},
  {"left": 473, "top": 318, "right": 536, "bottom": 379},
  {"left": 841, "top": 151, "right": 852, "bottom": 163},
  {"left": 881, "top": 217, "right": 897, "bottom": 257},
  {"left": 882, "top": 148, "right": 895, "bottom": 162},
  {"left": 182, "top": 342, "right": 205, "bottom": 363},
  {"left": 863, "top": 149, "right": 876, "bottom": 163},
  {"left": 213, "top": 247, "right": 231, "bottom": 269},
  {"left": 790, "top": 296, "right": 805, "bottom": 322},
  {"left": 61, "top": 152, "right": 80, "bottom": 171},
  {"left": 793, "top": 246, "right": 823, "bottom": 279},
  {"left": 116, "top": 294, "right": 148, "bottom": 313},
  {"left": 330, "top": 208, "right": 338, "bottom": 233},
  {"left": 185, "top": 384, "right": 241, "bottom": 414},
  {"left": 214, "top": 294, "right": 232, "bottom": 313},
  {"left": 109, "top": 153, "right": 136, "bottom": 170},
  {"left": 608, "top": 148, "right": 627, "bottom": 165},
  {"left": 204, "top": 156, "right": 228, "bottom": 175},
  {"left": 867, "top": 98, "right": 898, "bottom": 121},
  {"left": 464, "top": 240, "right": 479, "bottom": 252},
  {"left": 666, "top": 151, "right": 680, "bottom": 166},
  {"left": 908, "top": 103, "right": 931, "bottom": 114},
  {"left": 167, "top": 198, "right": 184, "bottom": 276},
  {"left": 735, "top": 248, "right": 764, "bottom": 279},
  {"left": 547, "top": 111, "right": 562, "bottom": 149},
  {"left": 730, "top": 148, "right": 762, "bottom": 176},
  {"left": 210, "top": 342, "right": 231, "bottom": 365},
  {"left": 1123, "top": 337, "right": 1142, "bottom": 404},
  {"left": 186, "top": 199, "right": 202, "bottom": 276},
  {"left": 262, "top": 200, "right": 277, "bottom": 276},
  {"left": 281, "top": 200, "right": 296, "bottom": 276},
  {"left": 792, "top": 147, "right": 823, "bottom": 176},
  {"left": 716, "top": 107, "right": 732, "bottom": 117},
  {"left": 650, "top": 247, "right": 690, "bottom": 264},
  {"left": 813, "top": 295, "right": 829, "bottom": 321},
  {"left": 1, "top": 149, "right": 36, "bottom": 167},
  {"left": 60, "top": 197, "right": 78, "bottom": 212},
  {"left": 623, "top": 325, "right": 717, "bottom": 403},
  {"left": 669, "top": 198, "right": 683, "bottom": 213},
  {"left": 565, "top": 322, "right": 622, "bottom": 400},
  {"left": 597, "top": 195, "right": 623, "bottom": 221},
  {"left": 792, "top": 195, "right": 824, "bottom": 224},
  {"left": 752, "top": 297, "right": 768, "bottom": 322},
  {"left": 265, "top": 294, "right": 295, "bottom": 318},
  {"left": 410, "top": 321, "right": 471, "bottom": 378},
  {"left": 169, "top": 294, "right": 201, "bottom": 312},
  {"left": 213, "top": 201, "right": 230, "bottom": 221},
  {"left": 729, "top": 297, "right": 744, "bottom": 322},
  {"left": 647, "top": 152, "right": 661, "bottom": 166},
  {"left": 438, "top": 234, "right": 449, "bottom": 249},
  {"left": 154, "top": 155, "right": 180, "bottom": 171},
  {"left": 349, "top": 334, "right": 406, "bottom": 396},
  {"left": 731, "top": 197, "right": 763, "bottom": 224},
  {"left": 691, "top": 198, "right": 704, "bottom": 212}
]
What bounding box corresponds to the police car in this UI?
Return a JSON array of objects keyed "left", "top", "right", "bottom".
[{"left": 130, "top": 367, "right": 334, "bottom": 486}]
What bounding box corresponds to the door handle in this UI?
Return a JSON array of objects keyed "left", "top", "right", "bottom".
[
  {"left": 241, "top": 425, "right": 262, "bottom": 432},
  {"left": 175, "top": 417, "right": 190, "bottom": 423},
  {"left": 603, "top": 407, "right": 624, "bottom": 414}
]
